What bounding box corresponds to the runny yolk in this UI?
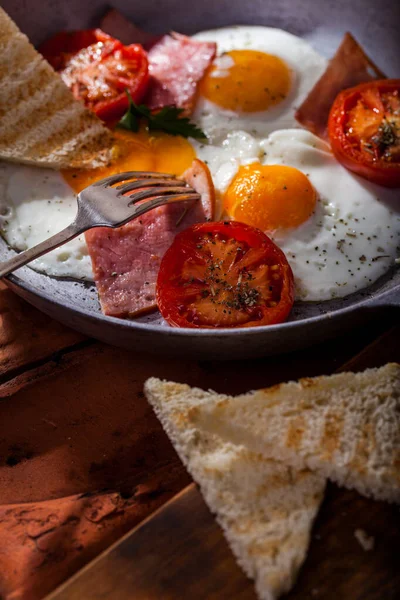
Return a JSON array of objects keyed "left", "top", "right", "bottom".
[
  {"left": 62, "top": 128, "right": 196, "bottom": 193},
  {"left": 199, "top": 50, "right": 291, "bottom": 113},
  {"left": 224, "top": 164, "right": 317, "bottom": 231}
]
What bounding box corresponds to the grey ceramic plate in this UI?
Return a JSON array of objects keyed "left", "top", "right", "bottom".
[{"left": 1, "top": 0, "right": 399, "bottom": 359}]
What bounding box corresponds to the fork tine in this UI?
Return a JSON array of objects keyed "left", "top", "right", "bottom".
[
  {"left": 128, "top": 187, "right": 199, "bottom": 205},
  {"left": 131, "top": 193, "right": 201, "bottom": 220},
  {"left": 116, "top": 178, "right": 187, "bottom": 195},
  {"left": 93, "top": 171, "right": 179, "bottom": 188}
]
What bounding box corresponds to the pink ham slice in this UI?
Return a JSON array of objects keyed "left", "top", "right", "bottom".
[
  {"left": 145, "top": 33, "right": 216, "bottom": 114},
  {"left": 85, "top": 160, "right": 215, "bottom": 318},
  {"left": 295, "top": 33, "right": 386, "bottom": 140},
  {"left": 100, "top": 10, "right": 216, "bottom": 115}
]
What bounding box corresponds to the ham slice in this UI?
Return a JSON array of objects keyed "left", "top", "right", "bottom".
[
  {"left": 100, "top": 8, "right": 160, "bottom": 49},
  {"left": 295, "top": 33, "right": 386, "bottom": 140},
  {"left": 86, "top": 160, "right": 215, "bottom": 318},
  {"left": 100, "top": 10, "right": 216, "bottom": 115},
  {"left": 145, "top": 33, "right": 216, "bottom": 114}
]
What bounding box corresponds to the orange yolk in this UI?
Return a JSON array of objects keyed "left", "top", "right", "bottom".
[
  {"left": 63, "top": 128, "right": 196, "bottom": 193},
  {"left": 199, "top": 50, "right": 291, "bottom": 113},
  {"left": 224, "top": 164, "right": 317, "bottom": 231}
]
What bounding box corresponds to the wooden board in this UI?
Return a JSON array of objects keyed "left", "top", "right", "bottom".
[
  {"left": 45, "top": 325, "right": 400, "bottom": 600},
  {"left": 46, "top": 484, "right": 257, "bottom": 600},
  {"left": 0, "top": 281, "right": 85, "bottom": 385}
]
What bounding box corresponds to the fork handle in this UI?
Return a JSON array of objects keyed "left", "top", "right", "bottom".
[{"left": 0, "top": 221, "right": 82, "bottom": 278}]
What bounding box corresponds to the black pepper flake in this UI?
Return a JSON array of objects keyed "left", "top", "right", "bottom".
[{"left": 337, "top": 239, "right": 345, "bottom": 253}]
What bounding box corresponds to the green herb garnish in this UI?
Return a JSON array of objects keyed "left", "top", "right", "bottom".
[{"left": 118, "top": 91, "right": 207, "bottom": 141}]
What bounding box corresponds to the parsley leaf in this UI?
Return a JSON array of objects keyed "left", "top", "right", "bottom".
[
  {"left": 118, "top": 104, "right": 140, "bottom": 132},
  {"left": 118, "top": 91, "right": 207, "bottom": 141}
]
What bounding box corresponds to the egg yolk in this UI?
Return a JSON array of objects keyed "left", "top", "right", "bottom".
[
  {"left": 199, "top": 50, "right": 291, "bottom": 113},
  {"left": 224, "top": 164, "right": 317, "bottom": 231},
  {"left": 63, "top": 128, "right": 196, "bottom": 193}
]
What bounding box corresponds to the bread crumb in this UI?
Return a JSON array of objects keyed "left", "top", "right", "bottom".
[{"left": 354, "top": 528, "right": 375, "bottom": 551}]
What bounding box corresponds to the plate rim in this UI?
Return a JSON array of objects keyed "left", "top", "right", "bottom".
[{"left": 5, "top": 266, "right": 399, "bottom": 339}]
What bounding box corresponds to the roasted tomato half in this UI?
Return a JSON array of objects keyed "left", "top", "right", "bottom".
[
  {"left": 328, "top": 79, "right": 400, "bottom": 187},
  {"left": 156, "top": 221, "right": 295, "bottom": 329},
  {"left": 40, "top": 29, "right": 149, "bottom": 122}
]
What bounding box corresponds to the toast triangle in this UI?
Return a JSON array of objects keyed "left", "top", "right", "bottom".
[
  {"left": 144, "top": 378, "right": 325, "bottom": 600},
  {"left": 0, "top": 8, "right": 114, "bottom": 170},
  {"left": 189, "top": 363, "right": 400, "bottom": 503}
]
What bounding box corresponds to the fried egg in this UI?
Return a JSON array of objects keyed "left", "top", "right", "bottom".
[
  {"left": 191, "top": 26, "right": 327, "bottom": 142},
  {"left": 0, "top": 128, "right": 195, "bottom": 279},
  {"left": 222, "top": 129, "right": 400, "bottom": 300}
]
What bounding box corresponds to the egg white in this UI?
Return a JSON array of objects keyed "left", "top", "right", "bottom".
[
  {"left": 192, "top": 26, "right": 328, "bottom": 142},
  {"left": 0, "top": 162, "right": 93, "bottom": 279},
  {"left": 259, "top": 129, "right": 400, "bottom": 301}
]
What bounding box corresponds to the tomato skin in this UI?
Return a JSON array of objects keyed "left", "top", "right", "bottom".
[
  {"left": 328, "top": 80, "right": 400, "bottom": 188},
  {"left": 157, "top": 221, "right": 295, "bottom": 329},
  {"left": 39, "top": 29, "right": 113, "bottom": 70},
  {"left": 39, "top": 29, "right": 149, "bottom": 122}
]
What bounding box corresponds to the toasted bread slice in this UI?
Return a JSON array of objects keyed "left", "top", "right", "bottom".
[
  {"left": 0, "top": 8, "right": 113, "bottom": 169},
  {"left": 188, "top": 363, "right": 400, "bottom": 503},
  {"left": 144, "top": 378, "right": 325, "bottom": 600}
]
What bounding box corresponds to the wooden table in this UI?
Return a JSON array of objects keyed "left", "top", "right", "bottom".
[{"left": 0, "top": 280, "right": 398, "bottom": 600}]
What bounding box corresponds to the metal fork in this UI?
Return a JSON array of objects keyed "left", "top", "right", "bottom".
[{"left": 0, "top": 171, "right": 200, "bottom": 278}]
